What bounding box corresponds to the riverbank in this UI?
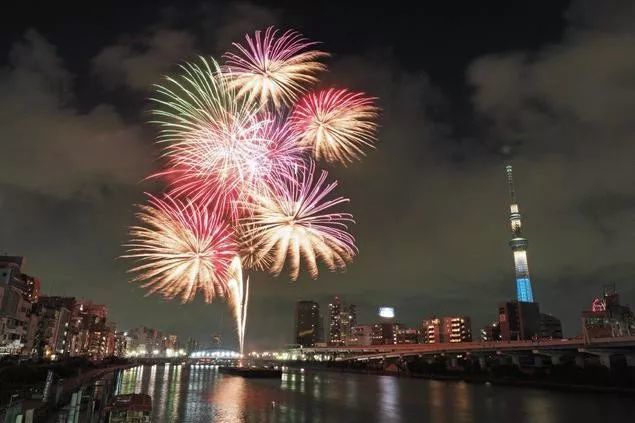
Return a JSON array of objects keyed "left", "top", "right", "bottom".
[{"left": 0, "top": 359, "right": 133, "bottom": 422}]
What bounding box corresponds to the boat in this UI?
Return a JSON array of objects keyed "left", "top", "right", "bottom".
[
  {"left": 219, "top": 366, "right": 282, "bottom": 378},
  {"left": 105, "top": 393, "right": 152, "bottom": 422}
]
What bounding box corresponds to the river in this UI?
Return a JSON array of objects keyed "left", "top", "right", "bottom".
[{"left": 113, "top": 364, "right": 635, "bottom": 422}]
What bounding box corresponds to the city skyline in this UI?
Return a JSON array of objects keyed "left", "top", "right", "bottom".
[{"left": 1, "top": 1, "right": 634, "bottom": 349}]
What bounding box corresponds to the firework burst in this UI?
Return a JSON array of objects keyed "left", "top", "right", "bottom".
[
  {"left": 241, "top": 163, "right": 357, "bottom": 281},
  {"left": 291, "top": 88, "right": 378, "bottom": 165},
  {"left": 125, "top": 27, "right": 378, "bottom": 350},
  {"left": 152, "top": 58, "right": 306, "bottom": 219},
  {"left": 224, "top": 27, "right": 328, "bottom": 109},
  {"left": 124, "top": 195, "right": 237, "bottom": 303}
]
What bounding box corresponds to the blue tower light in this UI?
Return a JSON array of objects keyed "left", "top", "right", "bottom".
[{"left": 505, "top": 165, "right": 535, "bottom": 303}]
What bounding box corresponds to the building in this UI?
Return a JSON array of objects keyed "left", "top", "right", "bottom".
[
  {"left": 498, "top": 301, "right": 540, "bottom": 341},
  {"left": 66, "top": 299, "right": 115, "bottom": 358},
  {"left": 396, "top": 327, "right": 420, "bottom": 344},
  {"left": 0, "top": 284, "right": 32, "bottom": 355},
  {"left": 505, "top": 166, "right": 534, "bottom": 302},
  {"left": 186, "top": 337, "right": 199, "bottom": 354},
  {"left": 421, "top": 316, "right": 472, "bottom": 343},
  {"left": 114, "top": 331, "right": 128, "bottom": 357},
  {"left": 480, "top": 321, "right": 502, "bottom": 341},
  {"left": 328, "top": 297, "right": 356, "bottom": 346},
  {"left": 29, "top": 296, "right": 73, "bottom": 358},
  {"left": 371, "top": 323, "right": 402, "bottom": 345},
  {"left": 0, "top": 256, "right": 39, "bottom": 355},
  {"left": 340, "top": 304, "right": 356, "bottom": 345},
  {"left": 349, "top": 325, "right": 373, "bottom": 346},
  {"left": 539, "top": 313, "right": 563, "bottom": 339},
  {"left": 328, "top": 297, "right": 341, "bottom": 346},
  {"left": 581, "top": 286, "right": 634, "bottom": 341},
  {"left": 295, "top": 301, "right": 320, "bottom": 347},
  {"left": 0, "top": 256, "right": 40, "bottom": 303}
]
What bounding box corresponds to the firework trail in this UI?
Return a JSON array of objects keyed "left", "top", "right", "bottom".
[
  {"left": 291, "top": 88, "right": 378, "bottom": 165},
  {"left": 226, "top": 256, "right": 249, "bottom": 354},
  {"left": 124, "top": 194, "right": 237, "bottom": 303},
  {"left": 224, "top": 27, "right": 328, "bottom": 109},
  {"left": 241, "top": 162, "right": 357, "bottom": 281}
]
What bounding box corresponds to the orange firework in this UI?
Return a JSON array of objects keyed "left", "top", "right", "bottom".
[{"left": 124, "top": 195, "right": 237, "bottom": 303}]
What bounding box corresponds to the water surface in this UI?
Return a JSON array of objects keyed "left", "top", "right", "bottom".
[{"left": 114, "top": 365, "right": 635, "bottom": 422}]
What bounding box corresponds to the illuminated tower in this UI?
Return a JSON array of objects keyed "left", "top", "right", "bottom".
[{"left": 505, "top": 165, "right": 534, "bottom": 302}]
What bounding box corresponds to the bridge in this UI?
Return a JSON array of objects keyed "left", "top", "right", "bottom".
[{"left": 250, "top": 336, "right": 635, "bottom": 369}]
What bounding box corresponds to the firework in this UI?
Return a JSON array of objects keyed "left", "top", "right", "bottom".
[
  {"left": 125, "top": 27, "right": 378, "bottom": 350},
  {"left": 291, "top": 88, "right": 378, "bottom": 165},
  {"left": 152, "top": 58, "right": 305, "bottom": 218},
  {"left": 241, "top": 163, "right": 357, "bottom": 281},
  {"left": 224, "top": 27, "right": 328, "bottom": 109},
  {"left": 124, "top": 195, "right": 237, "bottom": 303},
  {"left": 226, "top": 256, "right": 249, "bottom": 354}
]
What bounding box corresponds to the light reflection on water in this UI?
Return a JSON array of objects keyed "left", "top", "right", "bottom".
[{"left": 113, "top": 365, "right": 635, "bottom": 423}]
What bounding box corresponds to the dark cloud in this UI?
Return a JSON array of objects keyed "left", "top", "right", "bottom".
[
  {"left": 0, "top": 29, "right": 153, "bottom": 198},
  {"left": 92, "top": 29, "right": 196, "bottom": 91},
  {"left": 1, "top": 0, "right": 634, "bottom": 350}
]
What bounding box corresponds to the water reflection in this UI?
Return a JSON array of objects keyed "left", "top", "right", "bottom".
[
  {"left": 110, "top": 366, "right": 635, "bottom": 423},
  {"left": 211, "top": 373, "right": 247, "bottom": 422},
  {"left": 377, "top": 375, "right": 400, "bottom": 422}
]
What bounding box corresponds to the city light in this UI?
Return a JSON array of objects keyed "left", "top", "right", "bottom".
[{"left": 378, "top": 307, "right": 395, "bottom": 319}]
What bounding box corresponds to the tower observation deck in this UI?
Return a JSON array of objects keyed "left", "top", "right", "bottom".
[{"left": 505, "top": 165, "right": 534, "bottom": 302}]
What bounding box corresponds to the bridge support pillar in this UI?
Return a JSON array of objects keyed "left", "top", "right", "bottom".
[
  {"left": 496, "top": 355, "right": 509, "bottom": 366},
  {"left": 478, "top": 356, "right": 487, "bottom": 370},
  {"left": 574, "top": 355, "right": 585, "bottom": 368},
  {"left": 597, "top": 353, "right": 611, "bottom": 369},
  {"left": 510, "top": 354, "right": 521, "bottom": 367},
  {"left": 447, "top": 357, "right": 458, "bottom": 369}
]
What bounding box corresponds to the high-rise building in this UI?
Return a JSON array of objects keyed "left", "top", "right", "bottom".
[
  {"left": 295, "top": 300, "right": 320, "bottom": 347},
  {"left": 498, "top": 301, "right": 540, "bottom": 341},
  {"left": 421, "top": 316, "right": 472, "bottom": 343},
  {"left": 328, "top": 297, "right": 357, "bottom": 346},
  {"left": 340, "top": 304, "right": 356, "bottom": 345},
  {"left": 505, "top": 165, "right": 534, "bottom": 302},
  {"left": 539, "top": 313, "right": 563, "bottom": 339}
]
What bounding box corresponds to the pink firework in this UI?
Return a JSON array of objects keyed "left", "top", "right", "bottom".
[
  {"left": 291, "top": 88, "right": 378, "bottom": 165},
  {"left": 157, "top": 115, "right": 305, "bottom": 222},
  {"left": 124, "top": 194, "right": 237, "bottom": 303},
  {"left": 240, "top": 162, "right": 357, "bottom": 280},
  {"left": 224, "top": 27, "right": 328, "bottom": 109}
]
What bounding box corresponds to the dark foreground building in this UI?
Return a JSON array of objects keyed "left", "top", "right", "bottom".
[{"left": 295, "top": 301, "right": 320, "bottom": 347}]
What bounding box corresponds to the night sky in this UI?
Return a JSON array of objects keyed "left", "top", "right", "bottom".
[{"left": 1, "top": 1, "right": 634, "bottom": 350}]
